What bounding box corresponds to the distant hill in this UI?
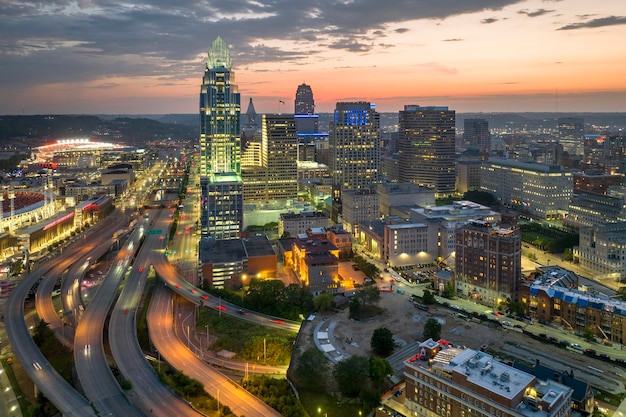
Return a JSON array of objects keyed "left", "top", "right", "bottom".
[{"left": 0, "top": 115, "right": 198, "bottom": 145}]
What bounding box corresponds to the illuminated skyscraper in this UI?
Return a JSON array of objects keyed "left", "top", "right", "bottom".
[
  {"left": 199, "top": 36, "right": 243, "bottom": 240},
  {"left": 329, "top": 102, "right": 380, "bottom": 193},
  {"left": 398, "top": 105, "right": 456, "bottom": 197}
]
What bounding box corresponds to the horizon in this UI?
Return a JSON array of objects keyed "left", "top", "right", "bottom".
[{"left": 2, "top": 0, "right": 625, "bottom": 114}]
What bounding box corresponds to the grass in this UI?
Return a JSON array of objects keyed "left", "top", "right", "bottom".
[
  {"left": 137, "top": 273, "right": 157, "bottom": 351},
  {"left": 196, "top": 308, "right": 296, "bottom": 366},
  {"left": 299, "top": 389, "right": 366, "bottom": 417}
]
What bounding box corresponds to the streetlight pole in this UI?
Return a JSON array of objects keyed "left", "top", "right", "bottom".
[{"left": 205, "top": 324, "right": 209, "bottom": 349}]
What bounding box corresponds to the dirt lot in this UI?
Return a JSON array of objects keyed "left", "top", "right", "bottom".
[{"left": 298, "top": 289, "right": 624, "bottom": 383}]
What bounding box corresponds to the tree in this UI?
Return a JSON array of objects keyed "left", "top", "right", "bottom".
[
  {"left": 443, "top": 282, "right": 455, "bottom": 299},
  {"left": 509, "top": 301, "right": 526, "bottom": 316},
  {"left": 423, "top": 318, "right": 442, "bottom": 341},
  {"left": 616, "top": 286, "right": 626, "bottom": 301},
  {"left": 582, "top": 327, "right": 595, "bottom": 342},
  {"left": 369, "top": 357, "right": 393, "bottom": 386},
  {"left": 333, "top": 356, "right": 370, "bottom": 397},
  {"left": 422, "top": 289, "right": 436, "bottom": 305},
  {"left": 462, "top": 190, "right": 496, "bottom": 207},
  {"left": 370, "top": 327, "right": 394, "bottom": 356},
  {"left": 563, "top": 248, "right": 573, "bottom": 261},
  {"left": 294, "top": 348, "right": 328, "bottom": 390},
  {"left": 313, "top": 292, "right": 333, "bottom": 312}
]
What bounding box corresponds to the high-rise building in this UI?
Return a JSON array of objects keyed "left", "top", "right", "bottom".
[
  {"left": 241, "top": 114, "right": 298, "bottom": 202},
  {"left": 455, "top": 219, "right": 522, "bottom": 307},
  {"left": 463, "top": 118, "right": 490, "bottom": 153},
  {"left": 328, "top": 102, "right": 380, "bottom": 193},
  {"left": 294, "top": 83, "right": 315, "bottom": 115},
  {"left": 262, "top": 114, "right": 298, "bottom": 201},
  {"left": 199, "top": 36, "right": 243, "bottom": 240},
  {"left": 558, "top": 117, "right": 584, "bottom": 156},
  {"left": 481, "top": 158, "right": 573, "bottom": 220},
  {"left": 398, "top": 105, "right": 456, "bottom": 197}
]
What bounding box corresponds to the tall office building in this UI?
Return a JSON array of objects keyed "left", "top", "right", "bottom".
[
  {"left": 328, "top": 102, "right": 380, "bottom": 193},
  {"left": 398, "top": 105, "right": 456, "bottom": 197},
  {"left": 463, "top": 118, "right": 490, "bottom": 153},
  {"left": 262, "top": 114, "right": 298, "bottom": 201},
  {"left": 199, "top": 36, "right": 243, "bottom": 240},
  {"left": 558, "top": 117, "right": 584, "bottom": 156},
  {"left": 294, "top": 83, "right": 315, "bottom": 115}
]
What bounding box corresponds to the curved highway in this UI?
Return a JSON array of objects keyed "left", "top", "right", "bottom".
[
  {"left": 73, "top": 227, "right": 144, "bottom": 417},
  {"left": 110, "top": 210, "right": 205, "bottom": 417},
  {"left": 148, "top": 284, "right": 282, "bottom": 417}
]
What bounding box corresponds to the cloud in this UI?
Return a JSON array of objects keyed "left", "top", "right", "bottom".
[
  {"left": 481, "top": 17, "right": 498, "bottom": 24},
  {"left": 558, "top": 15, "right": 626, "bottom": 30},
  {"left": 518, "top": 9, "right": 554, "bottom": 17},
  {"left": 327, "top": 38, "right": 373, "bottom": 52},
  {"left": 443, "top": 38, "right": 463, "bottom": 42},
  {"left": 395, "top": 28, "right": 410, "bottom": 34}
]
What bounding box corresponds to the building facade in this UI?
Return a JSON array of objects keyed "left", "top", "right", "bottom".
[
  {"left": 398, "top": 105, "right": 456, "bottom": 197},
  {"left": 456, "top": 159, "right": 483, "bottom": 194},
  {"left": 199, "top": 36, "right": 243, "bottom": 240},
  {"left": 377, "top": 182, "right": 437, "bottom": 218},
  {"left": 558, "top": 117, "right": 584, "bottom": 157},
  {"left": 387, "top": 345, "right": 573, "bottom": 417},
  {"left": 278, "top": 211, "right": 330, "bottom": 238},
  {"left": 328, "top": 102, "right": 380, "bottom": 193},
  {"left": 481, "top": 158, "right": 573, "bottom": 220},
  {"left": 463, "top": 118, "right": 490, "bottom": 153},
  {"left": 574, "top": 222, "right": 626, "bottom": 282},
  {"left": 455, "top": 220, "right": 522, "bottom": 307},
  {"left": 341, "top": 187, "right": 380, "bottom": 235}
]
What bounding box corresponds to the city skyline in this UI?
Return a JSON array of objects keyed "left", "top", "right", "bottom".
[{"left": 1, "top": 0, "right": 626, "bottom": 115}]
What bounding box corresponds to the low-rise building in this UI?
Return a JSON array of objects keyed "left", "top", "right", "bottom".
[
  {"left": 379, "top": 342, "right": 573, "bottom": 417},
  {"left": 278, "top": 211, "right": 330, "bottom": 238}
]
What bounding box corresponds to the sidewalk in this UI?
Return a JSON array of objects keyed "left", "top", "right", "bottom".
[{"left": 0, "top": 298, "right": 23, "bottom": 417}]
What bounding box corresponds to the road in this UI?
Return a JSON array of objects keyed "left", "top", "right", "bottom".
[
  {"left": 148, "top": 284, "right": 282, "bottom": 417},
  {"left": 73, "top": 227, "right": 144, "bottom": 417},
  {"left": 109, "top": 209, "right": 205, "bottom": 417}
]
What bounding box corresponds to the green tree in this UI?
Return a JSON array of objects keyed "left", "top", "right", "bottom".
[
  {"left": 423, "top": 318, "right": 442, "bottom": 341},
  {"left": 369, "top": 357, "right": 393, "bottom": 386},
  {"left": 509, "top": 301, "right": 526, "bottom": 316},
  {"left": 370, "top": 327, "right": 394, "bottom": 357},
  {"left": 582, "top": 327, "right": 595, "bottom": 342},
  {"left": 313, "top": 292, "right": 334, "bottom": 312},
  {"left": 294, "top": 348, "right": 328, "bottom": 390},
  {"left": 443, "top": 282, "right": 455, "bottom": 299},
  {"left": 333, "top": 356, "right": 370, "bottom": 397},
  {"left": 349, "top": 296, "right": 362, "bottom": 317},
  {"left": 563, "top": 248, "right": 573, "bottom": 261},
  {"left": 422, "top": 289, "right": 436, "bottom": 305},
  {"left": 462, "top": 190, "right": 496, "bottom": 207}
]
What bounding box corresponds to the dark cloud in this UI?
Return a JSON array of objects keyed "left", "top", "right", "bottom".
[
  {"left": 482, "top": 17, "right": 498, "bottom": 24},
  {"left": 0, "top": 0, "right": 538, "bottom": 112},
  {"left": 557, "top": 15, "right": 626, "bottom": 30},
  {"left": 443, "top": 38, "right": 463, "bottom": 42},
  {"left": 518, "top": 9, "right": 554, "bottom": 17}
]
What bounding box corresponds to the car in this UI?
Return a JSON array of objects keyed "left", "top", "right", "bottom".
[
  {"left": 124, "top": 308, "right": 129, "bottom": 314},
  {"left": 216, "top": 305, "right": 227, "bottom": 311},
  {"left": 190, "top": 288, "right": 198, "bottom": 294},
  {"left": 32, "top": 362, "right": 42, "bottom": 370},
  {"left": 513, "top": 324, "right": 523, "bottom": 329},
  {"left": 272, "top": 319, "right": 285, "bottom": 325},
  {"left": 570, "top": 343, "right": 583, "bottom": 351},
  {"left": 502, "top": 321, "right": 512, "bottom": 326},
  {"left": 176, "top": 284, "right": 182, "bottom": 289},
  {"left": 201, "top": 295, "right": 208, "bottom": 300},
  {"left": 138, "top": 267, "right": 145, "bottom": 272}
]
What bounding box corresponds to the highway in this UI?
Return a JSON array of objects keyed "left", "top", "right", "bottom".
[
  {"left": 73, "top": 227, "right": 144, "bottom": 417},
  {"left": 109, "top": 210, "right": 206, "bottom": 417},
  {"left": 148, "top": 284, "right": 282, "bottom": 417},
  {"left": 5, "top": 246, "right": 98, "bottom": 417}
]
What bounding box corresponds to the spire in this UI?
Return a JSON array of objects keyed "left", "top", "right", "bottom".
[
  {"left": 246, "top": 98, "right": 256, "bottom": 116},
  {"left": 206, "top": 36, "right": 232, "bottom": 69}
]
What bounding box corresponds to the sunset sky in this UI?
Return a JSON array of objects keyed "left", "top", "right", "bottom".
[{"left": 1, "top": 0, "right": 626, "bottom": 115}]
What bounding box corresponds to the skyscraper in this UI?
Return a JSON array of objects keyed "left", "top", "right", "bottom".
[
  {"left": 294, "top": 83, "right": 315, "bottom": 115},
  {"left": 558, "top": 117, "right": 584, "bottom": 156},
  {"left": 398, "top": 105, "right": 456, "bottom": 197},
  {"left": 463, "top": 118, "right": 490, "bottom": 153},
  {"left": 328, "top": 102, "right": 380, "bottom": 193},
  {"left": 199, "top": 36, "right": 243, "bottom": 240}
]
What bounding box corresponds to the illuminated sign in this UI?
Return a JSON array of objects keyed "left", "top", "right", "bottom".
[{"left": 44, "top": 212, "right": 75, "bottom": 231}]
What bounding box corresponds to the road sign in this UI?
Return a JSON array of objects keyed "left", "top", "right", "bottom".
[{"left": 147, "top": 229, "right": 162, "bottom": 235}]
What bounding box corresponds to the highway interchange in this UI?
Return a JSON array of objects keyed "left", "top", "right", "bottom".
[{"left": 5, "top": 159, "right": 300, "bottom": 417}]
